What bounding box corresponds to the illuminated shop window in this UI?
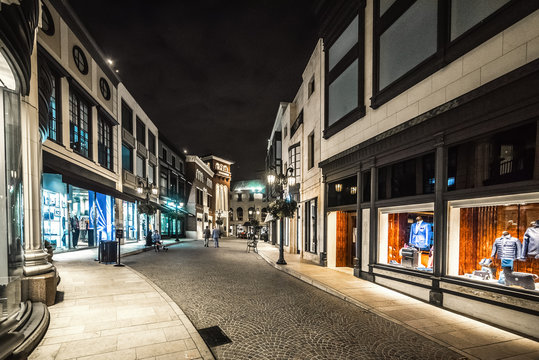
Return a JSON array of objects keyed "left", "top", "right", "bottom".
[
  {"left": 379, "top": 203, "right": 435, "bottom": 271},
  {"left": 448, "top": 194, "right": 539, "bottom": 292}
]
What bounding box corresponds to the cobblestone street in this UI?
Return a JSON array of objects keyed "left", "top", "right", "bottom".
[{"left": 124, "top": 238, "right": 462, "bottom": 360}]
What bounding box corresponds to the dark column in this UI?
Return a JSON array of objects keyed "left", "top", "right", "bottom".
[
  {"left": 354, "top": 170, "right": 361, "bottom": 277},
  {"left": 431, "top": 135, "right": 446, "bottom": 307}
]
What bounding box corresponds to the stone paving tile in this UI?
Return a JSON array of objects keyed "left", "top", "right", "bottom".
[
  {"left": 464, "top": 339, "right": 539, "bottom": 360},
  {"left": 77, "top": 349, "right": 137, "bottom": 360},
  {"left": 126, "top": 239, "right": 464, "bottom": 360}
]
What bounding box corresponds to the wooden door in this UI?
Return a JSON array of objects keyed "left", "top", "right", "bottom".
[{"left": 336, "top": 211, "right": 348, "bottom": 267}]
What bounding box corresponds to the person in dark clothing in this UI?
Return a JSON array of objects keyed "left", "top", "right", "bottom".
[
  {"left": 146, "top": 230, "right": 153, "bottom": 247},
  {"left": 71, "top": 215, "right": 80, "bottom": 248},
  {"left": 203, "top": 226, "right": 211, "bottom": 247}
]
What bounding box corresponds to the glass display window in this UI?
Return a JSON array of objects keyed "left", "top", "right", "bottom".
[
  {"left": 379, "top": 203, "right": 435, "bottom": 271},
  {"left": 123, "top": 201, "right": 138, "bottom": 241},
  {"left": 448, "top": 193, "right": 539, "bottom": 292},
  {"left": 42, "top": 189, "right": 68, "bottom": 250}
]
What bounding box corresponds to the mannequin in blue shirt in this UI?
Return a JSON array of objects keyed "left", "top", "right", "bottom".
[{"left": 409, "top": 216, "right": 433, "bottom": 250}]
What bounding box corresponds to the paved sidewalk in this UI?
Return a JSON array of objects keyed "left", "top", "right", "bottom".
[
  {"left": 256, "top": 241, "right": 539, "bottom": 360},
  {"left": 30, "top": 239, "right": 213, "bottom": 360}
]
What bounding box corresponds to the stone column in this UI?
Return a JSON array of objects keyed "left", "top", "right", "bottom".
[{"left": 21, "top": 44, "right": 57, "bottom": 306}]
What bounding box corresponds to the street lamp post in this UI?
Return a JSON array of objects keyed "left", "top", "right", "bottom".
[{"left": 267, "top": 167, "right": 295, "bottom": 265}]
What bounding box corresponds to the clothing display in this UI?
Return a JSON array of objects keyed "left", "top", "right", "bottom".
[
  {"left": 522, "top": 223, "right": 539, "bottom": 259},
  {"left": 409, "top": 220, "right": 433, "bottom": 250},
  {"left": 490, "top": 234, "right": 522, "bottom": 260}
]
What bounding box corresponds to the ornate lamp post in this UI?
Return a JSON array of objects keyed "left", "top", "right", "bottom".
[
  {"left": 137, "top": 179, "right": 158, "bottom": 241},
  {"left": 266, "top": 167, "right": 296, "bottom": 265}
]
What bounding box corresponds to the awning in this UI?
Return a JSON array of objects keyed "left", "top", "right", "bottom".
[
  {"left": 43, "top": 151, "right": 135, "bottom": 202},
  {"left": 264, "top": 213, "right": 275, "bottom": 223}
]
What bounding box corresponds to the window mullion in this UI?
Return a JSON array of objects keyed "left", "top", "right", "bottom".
[
  {"left": 378, "top": 0, "right": 416, "bottom": 35},
  {"left": 437, "top": 0, "right": 450, "bottom": 56}
]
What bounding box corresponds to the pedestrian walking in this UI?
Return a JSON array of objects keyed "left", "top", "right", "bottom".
[
  {"left": 212, "top": 227, "right": 220, "bottom": 248},
  {"left": 203, "top": 226, "right": 211, "bottom": 247}
]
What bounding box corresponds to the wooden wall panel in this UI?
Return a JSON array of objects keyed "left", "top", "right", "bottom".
[
  {"left": 387, "top": 213, "right": 408, "bottom": 264},
  {"left": 336, "top": 211, "right": 348, "bottom": 267},
  {"left": 459, "top": 204, "right": 539, "bottom": 281}
]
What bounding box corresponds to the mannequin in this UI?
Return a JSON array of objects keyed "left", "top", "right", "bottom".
[
  {"left": 522, "top": 220, "right": 539, "bottom": 259},
  {"left": 409, "top": 216, "right": 433, "bottom": 250},
  {"left": 491, "top": 231, "right": 521, "bottom": 260}
]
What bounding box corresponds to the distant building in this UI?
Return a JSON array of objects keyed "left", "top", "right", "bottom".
[
  {"left": 185, "top": 155, "right": 214, "bottom": 239},
  {"left": 158, "top": 136, "right": 187, "bottom": 239},
  {"left": 229, "top": 180, "right": 268, "bottom": 236},
  {"left": 201, "top": 155, "right": 234, "bottom": 235}
]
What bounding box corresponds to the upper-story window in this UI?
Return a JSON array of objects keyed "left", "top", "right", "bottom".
[
  {"left": 308, "top": 75, "right": 315, "bottom": 98},
  {"left": 148, "top": 131, "right": 156, "bottom": 155},
  {"left": 72, "top": 46, "right": 88, "bottom": 75},
  {"left": 99, "top": 78, "right": 111, "bottom": 101},
  {"left": 47, "top": 74, "right": 61, "bottom": 143},
  {"left": 122, "top": 144, "right": 133, "bottom": 173},
  {"left": 288, "top": 144, "right": 301, "bottom": 185},
  {"left": 325, "top": 10, "right": 365, "bottom": 138},
  {"left": 160, "top": 172, "right": 168, "bottom": 196},
  {"left": 237, "top": 193, "right": 242, "bottom": 202},
  {"left": 308, "top": 133, "right": 315, "bottom": 170},
  {"left": 162, "top": 147, "right": 167, "bottom": 161},
  {"left": 372, "top": 0, "right": 528, "bottom": 108},
  {"left": 41, "top": 4, "right": 55, "bottom": 36},
  {"left": 97, "top": 114, "right": 113, "bottom": 171},
  {"left": 69, "top": 89, "right": 90, "bottom": 158},
  {"left": 121, "top": 101, "right": 133, "bottom": 134},
  {"left": 171, "top": 155, "right": 176, "bottom": 168},
  {"left": 196, "top": 169, "right": 204, "bottom": 183},
  {"left": 136, "top": 155, "right": 146, "bottom": 178},
  {"left": 206, "top": 178, "right": 213, "bottom": 189},
  {"left": 136, "top": 117, "right": 145, "bottom": 146},
  {"left": 249, "top": 193, "right": 254, "bottom": 201}
]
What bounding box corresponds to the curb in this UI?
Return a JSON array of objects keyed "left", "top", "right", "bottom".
[{"left": 255, "top": 249, "right": 477, "bottom": 360}]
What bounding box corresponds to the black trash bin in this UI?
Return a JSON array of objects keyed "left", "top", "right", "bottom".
[{"left": 100, "top": 241, "right": 117, "bottom": 263}]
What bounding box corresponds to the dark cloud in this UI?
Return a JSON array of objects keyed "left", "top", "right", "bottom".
[{"left": 70, "top": 0, "right": 318, "bottom": 180}]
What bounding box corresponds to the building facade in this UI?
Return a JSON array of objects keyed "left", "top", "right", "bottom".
[
  {"left": 201, "top": 155, "right": 233, "bottom": 236},
  {"left": 229, "top": 180, "right": 268, "bottom": 237},
  {"left": 118, "top": 83, "right": 159, "bottom": 243},
  {"left": 312, "top": 0, "right": 539, "bottom": 337},
  {"left": 185, "top": 155, "right": 214, "bottom": 239},
  {"left": 158, "top": 136, "right": 187, "bottom": 239}
]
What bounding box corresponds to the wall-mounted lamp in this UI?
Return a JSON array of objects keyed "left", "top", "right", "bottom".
[
  {"left": 335, "top": 183, "right": 343, "bottom": 192},
  {"left": 350, "top": 186, "right": 357, "bottom": 195}
]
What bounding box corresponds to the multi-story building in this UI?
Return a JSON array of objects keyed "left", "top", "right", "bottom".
[
  {"left": 185, "top": 155, "right": 214, "bottom": 239},
  {"left": 229, "top": 180, "right": 268, "bottom": 236},
  {"left": 310, "top": 0, "right": 539, "bottom": 337},
  {"left": 201, "top": 155, "right": 233, "bottom": 235},
  {"left": 158, "top": 135, "right": 187, "bottom": 239},
  {"left": 118, "top": 84, "right": 159, "bottom": 242},
  {"left": 39, "top": 0, "right": 123, "bottom": 252},
  {"left": 270, "top": 39, "right": 325, "bottom": 261}
]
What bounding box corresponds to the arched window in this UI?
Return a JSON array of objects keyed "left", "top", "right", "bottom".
[
  {"left": 237, "top": 207, "right": 243, "bottom": 221},
  {"left": 248, "top": 207, "right": 255, "bottom": 220}
]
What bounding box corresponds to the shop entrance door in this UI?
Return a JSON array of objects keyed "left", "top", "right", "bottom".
[{"left": 336, "top": 211, "right": 357, "bottom": 267}]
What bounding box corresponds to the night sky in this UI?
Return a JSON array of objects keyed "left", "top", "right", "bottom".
[{"left": 69, "top": 0, "right": 318, "bottom": 181}]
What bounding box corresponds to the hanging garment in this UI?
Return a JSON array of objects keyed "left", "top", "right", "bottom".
[
  {"left": 522, "top": 226, "right": 539, "bottom": 259},
  {"left": 491, "top": 235, "right": 522, "bottom": 260},
  {"left": 409, "top": 221, "right": 433, "bottom": 250}
]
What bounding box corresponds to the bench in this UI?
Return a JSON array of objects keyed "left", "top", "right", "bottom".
[{"left": 246, "top": 239, "right": 258, "bottom": 253}]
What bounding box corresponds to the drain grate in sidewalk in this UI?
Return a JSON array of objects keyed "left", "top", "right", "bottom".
[{"left": 198, "top": 326, "right": 232, "bottom": 347}]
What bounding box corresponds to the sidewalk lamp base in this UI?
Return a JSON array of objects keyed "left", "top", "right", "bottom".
[
  {"left": 276, "top": 259, "right": 287, "bottom": 265},
  {"left": 114, "top": 263, "right": 125, "bottom": 267}
]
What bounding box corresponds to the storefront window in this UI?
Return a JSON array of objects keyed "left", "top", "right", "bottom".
[
  {"left": 448, "top": 194, "right": 539, "bottom": 292},
  {"left": 328, "top": 176, "right": 357, "bottom": 208},
  {"left": 123, "top": 201, "right": 138, "bottom": 241},
  {"left": 305, "top": 198, "right": 317, "bottom": 253},
  {"left": 379, "top": 204, "right": 435, "bottom": 271},
  {"left": 1, "top": 82, "right": 24, "bottom": 320},
  {"left": 447, "top": 122, "right": 536, "bottom": 191}
]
